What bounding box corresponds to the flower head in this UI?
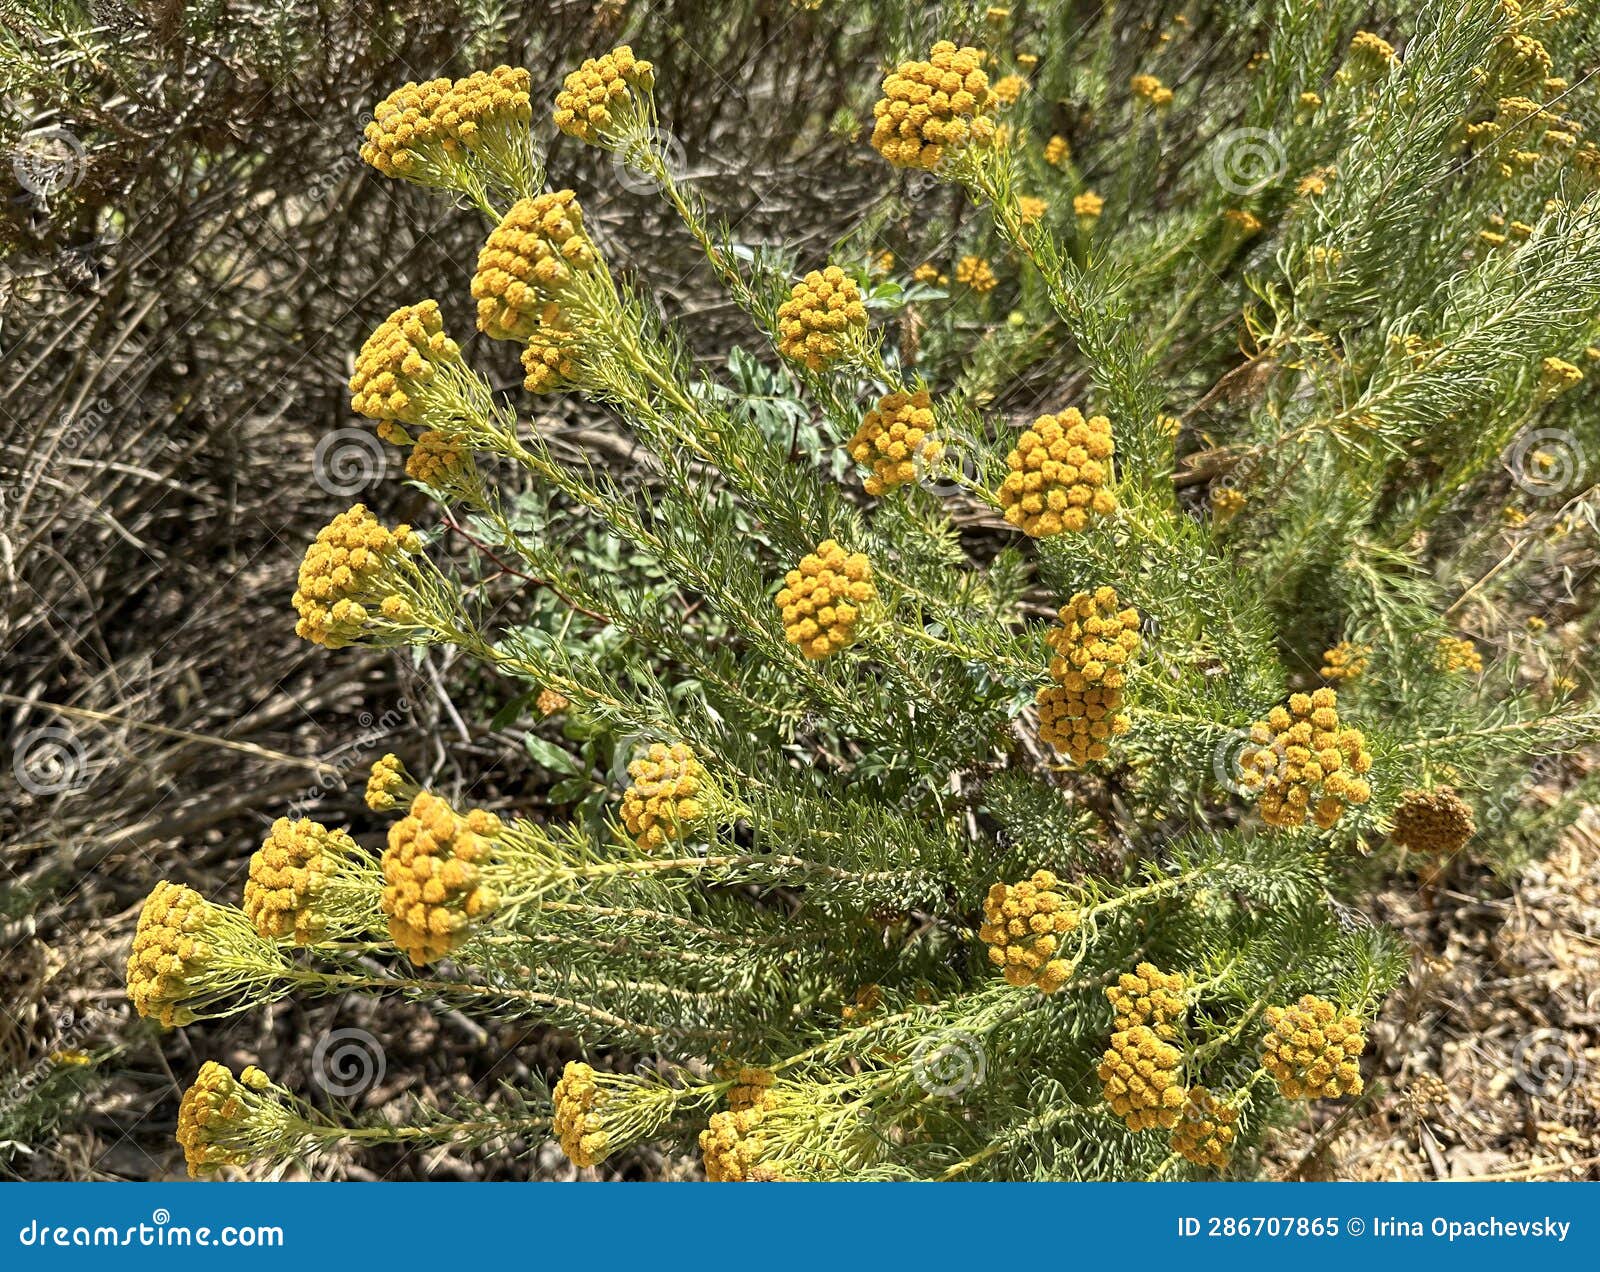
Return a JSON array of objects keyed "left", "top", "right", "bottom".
[
  {"left": 620, "top": 742, "right": 708, "bottom": 851},
  {"left": 553, "top": 46, "right": 656, "bottom": 144},
  {"left": 126, "top": 882, "right": 289, "bottom": 1027},
  {"left": 520, "top": 314, "right": 582, "bottom": 394},
  {"left": 348, "top": 300, "right": 462, "bottom": 427},
  {"left": 1343, "top": 31, "right": 1397, "bottom": 82},
  {"left": 1130, "top": 73, "right": 1172, "bottom": 107},
  {"left": 361, "top": 67, "right": 533, "bottom": 188},
  {"left": 871, "top": 41, "right": 996, "bottom": 170},
  {"left": 726, "top": 1066, "right": 777, "bottom": 1113},
  {"left": 1240, "top": 687, "right": 1373, "bottom": 829},
  {"left": 1436, "top": 634, "right": 1483, "bottom": 674},
  {"left": 381, "top": 791, "right": 500, "bottom": 964},
  {"left": 473, "top": 192, "right": 601, "bottom": 342},
  {"left": 176, "top": 1062, "right": 302, "bottom": 1179},
  {"left": 776, "top": 267, "right": 867, "bottom": 371},
  {"left": 365, "top": 753, "right": 419, "bottom": 812},
  {"left": 405, "top": 429, "right": 472, "bottom": 492},
  {"left": 1073, "top": 191, "right": 1104, "bottom": 220},
  {"left": 991, "top": 74, "right": 1027, "bottom": 106},
  {"left": 1261, "top": 995, "right": 1366, "bottom": 1099},
  {"left": 1222, "top": 208, "right": 1262, "bottom": 237},
  {"left": 552, "top": 1061, "right": 612, "bottom": 1167},
  {"left": 1043, "top": 134, "right": 1070, "bottom": 166},
  {"left": 1538, "top": 356, "right": 1583, "bottom": 397},
  {"left": 243, "top": 817, "right": 377, "bottom": 946},
  {"left": 1320, "top": 640, "right": 1370, "bottom": 681},
  {"left": 1037, "top": 585, "right": 1139, "bottom": 763},
  {"left": 1494, "top": 31, "right": 1552, "bottom": 90},
  {"left": 848, "top": 388, "right": 942, "bottom": 495},
  {"left": 979, "top": 870, "right": 1079, "bottom": 992},
  {"left": 291, "top": 505, "right": 423, "bottom": 650},
  {"left": 776, "top": 540, "right": 875, "bottom": 659},
  {"left": 1097, "top": 1025, "right": 1185, "bottom": 1130},
  {"left": 1211, "top": 485, "right": 1246, "bottom": 523},
  {"left": 955, "top": 254, "right": 997, "bottom": 293},
  {"left": 999, "top": 407, "right": 1117, "bottom": 537},
  {"left": 1391, "top": 788, "right": 1476, "bottom": 853},
  {"left": 700, "top": 1105, "right": 784, "bottom": 1181},
  {"left": 1106, "top": 962, "right": 1187, "bottom": 1039},
  {"left": 1170, "top": 1086, "right": 1240, "bottom": 1171}
]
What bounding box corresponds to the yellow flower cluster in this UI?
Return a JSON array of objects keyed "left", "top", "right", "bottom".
[
  {"left": 775, "top": 267, "right": 867, "bottom": 370},
  {"left": 1106, "top": 962, "right": 1187, "bottom": 1039},
  {"left": 242, "top": 817, "right": 361, "bottom": 946},
  {"left": 1345, "top": 31, "right": 1397, "bottom": 79},
  {"left": 291, "top": 505, "right": 420, "bottom": 649},
  {"left": 1074, "top": 191, "right": 1104, "bottom": 220},
  {"left": 1017, "top": 195, "right": 1048, "bottom": 225},
  {"left": 726, "top": 1066, "right": 777, "bottom": 1113},
  {"left": 871, "top": 41, "right": 995, "bottom": 170},
  {"left": 1044, "top": 134, "right": 1070, "bottom": 166},
  {"left": 521, "top": 316, "right": 581, "bottom": 394},
  {"left": 473, "top": 192, "right": 598, "bottom": 342},
  {"left": 405, "top": 429, "right": 467, "bottom": 488},
  {"left": 348, "top": 300, "right": 461, "bottom": 426},
  {"left": 1391, "top": 787, "right": 1477, "bottom": 854},
  {"left": 776, "top": 540, "right": 875, "bottom": 659},
  {"left": 1170, "top": 1086, "right": 1240, "bottom": 1171},
  {"left": 1130, "top": 73, "right": 1174, "bottom": 107},
  {"left": 1223, "top": 209, "right": 1262, "bottom": 236},
  {"left": 1036, "top": 586, "right": 1139, "bottom": 764},
  {"left": 552, "top": 1061, "right": 611, "bottom": 1167},
  {"left": 1436, "top": 634, "right": 1483, "bottom": 674},
  {"left": 1211, "top": 485, "right": 1246, "bottom": 523},
  {"left": 847, "top": 389, "right": 942, "bottom": 495},
  {"left": 126, "top": 882, "right": 214, "bottom": 1027},
  {"left": 955, "top": 255, "right": 997, "bottom": 293},
  {"left": 176, "top": 1062, "right": 272, "bottom": 1178},
  {"left": 1097, "top": 1024, "right": 1185, "bottom": 1130},
  {"left": 1539, "top": 356, "right": 1583, "bottom": 396},
  {"left": 537, "top": 687, "right": 570, "bottom": 716},
  {"left": 365, "top": 753, "right": 418, "bottom": 812},
  {"left": 381, "top": 791, "right": 500, "bottom": 965},
  {"left": 978, "top": 870, "right": 1079, "bottom": 993},
  {"left": 991, "top": 74, "right": 1027, "bottom": 105},
  {"left": 999, "top": 408, "right": 1117, "bottom": 537},
  {"left": 1495, "top": 31, "right": 1552, "bottom": 87},
  {"left": 360, "top": 67, "right": 532, "bottom": 179},
  {"left": 700, "top": 1106, "right": 784, "bottom": 1182},
  {"left": 1261, "top": 995, "right": 1365, "bottom": 1099},
  {"left": 552, "top": 46, "right": 655, "bottom": 144},
  {"left": 620, "top": 742, "right": 707, "bottom": 851},
  {"left": 1320, "top": 640, "right": 1370, "bottom": 681},
  {"left": 1240, "top": 688, "right": 1373, "bottom": 830}
]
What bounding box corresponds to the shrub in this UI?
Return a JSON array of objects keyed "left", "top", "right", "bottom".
[{"left": 131, "top": 3, "right": 1600, "bottom": 1182}]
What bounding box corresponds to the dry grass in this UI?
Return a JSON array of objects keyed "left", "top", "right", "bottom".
[{"left": 1266, "top": 815, "right": 1600, "bottom": 1182}]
